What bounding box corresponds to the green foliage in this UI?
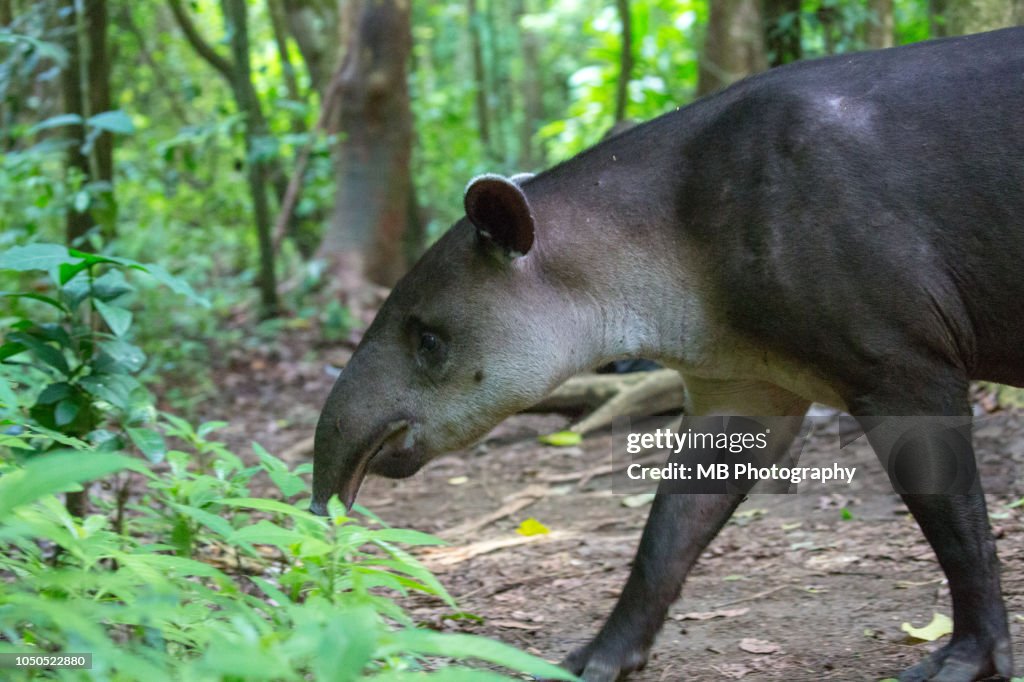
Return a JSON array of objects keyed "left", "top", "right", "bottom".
[
  {"left": 0, "top": 244, "right": 577, "bottom": 680},
  {"left": 0, "top": 243, "right": 204, "bottom": 451},
  {"left": 0, "top": 429, "right": 577, "bottom": 680}
]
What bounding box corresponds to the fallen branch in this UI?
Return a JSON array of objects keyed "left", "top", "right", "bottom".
[
  {"left": 529, "top": 369, "right": 685, "bottom": 435},
  {"left": 438, "top": 484, "right": 548, "bottom": 539},
  {"left": 419, "top": 530, "right": 575, "bottom": 568}
]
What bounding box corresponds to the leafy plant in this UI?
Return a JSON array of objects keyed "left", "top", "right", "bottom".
[
  {"left": 0, "top": 417, "right": 578, "bottom": 681},
  {"left": 0, "top": 243, "right": 207, "bottom": 512}
]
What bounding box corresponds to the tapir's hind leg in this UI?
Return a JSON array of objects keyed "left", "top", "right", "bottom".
[
  {"left": 558, "top": 378, "right": 808, "bottom": 682},
  {"left": 852, "top": 387, "right": 1013, "bottom": 682}
]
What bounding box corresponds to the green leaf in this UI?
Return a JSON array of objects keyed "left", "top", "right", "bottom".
[
  {"left": 65, "top": 251, "right": 209, "bottom": 307},
  {"left": 0, "top": 291, "right": 69, "bottom": 312},
  {"left": 73, "top": 190, "right": 90, "bottom": 213},
  {"left": 28, "top": 113, "right": 83, "bottom": 133},
  {"left": 169, "top": 503, "right": 253, "bottom": 552},
  {"left": 380, "top": 631, "right": 579, "bottom": 680},
  {"left": 36, "top": 382, "right": 72, "bottom": 405},
  {"left": 370, "top": 670, "right": 514, "bottom": 682},
  {"left": 126, "top": 427, "right": 167, "bottom": 463},
  {"left": 97, "top": 339, "right": 146, "bottom": 373},
  {"left": 79, "top": 373, "right": 142, "bottom": 410},
  {"left": 0, "top": 451, "right": 143, "bottom": 518},
  {"left": 6, "top": 331, "right": 69, "bottom": 375},
  {"left": 252, "top": 442, "right": 285, "bottom": 471},
  {"left": 0, "top": 376, "right": 20, "bottom": 411},
  {"left": 54, "top": 397, "right": 80, "bottom": 426},
  {"left": 91, "top": 269, "right": 134, "bottom": 301},
  {"left": 538, "top": 430, "right": 583, "bottom": 447},
  {"left": 94, "top": 299, "right": 132, "bottom": 337},
  {"left": 268, "top": 470, "right": 305, "bottom": 497},
  {"left": 0, "top": 244, "right": 82, "bottom": 272},
  {"left": 198, "top": 420, "right": 228, "bottom": 437},
  {"left": 87, "top": 110, "right": 135, "bottom": 135},
  {"left": 219, "top": 497, "right": 321, "bottom": 520},
  {"left": 0, "top": 341, "right": 27, "bottom": 361},
  {"left": 312, "top": 607, "right": 378, "bottom": 682}
]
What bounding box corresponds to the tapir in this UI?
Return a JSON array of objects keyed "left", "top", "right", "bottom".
[{"left": 312, "top": 27, "right": 1023, "bottom": 681}]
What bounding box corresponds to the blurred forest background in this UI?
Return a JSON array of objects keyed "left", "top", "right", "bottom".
[{"left": 3, "top": 0, "right": 1022, "bottom": 314}]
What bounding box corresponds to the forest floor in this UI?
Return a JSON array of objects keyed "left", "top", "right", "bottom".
[{"left": 198, "top": 325, "right": 1024, "bottom": 681}]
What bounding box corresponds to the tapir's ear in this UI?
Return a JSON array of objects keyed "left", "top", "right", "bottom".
[{"left": 464, "top": 174, "right": 535, "bottom": 258}]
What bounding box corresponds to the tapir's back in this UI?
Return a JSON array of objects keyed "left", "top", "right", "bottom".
[{"left": 673, "top": 27, "right": 1024, "bottom": 391}]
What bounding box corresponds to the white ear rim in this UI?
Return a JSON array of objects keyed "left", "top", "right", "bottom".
[
  {"left": 463, "top": 173, "right": 509, "bottom": 198},
  {"left": 510, "top": 172, "right": 535, "bottom": 186}
]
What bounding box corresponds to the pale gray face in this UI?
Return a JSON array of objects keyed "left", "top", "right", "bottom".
[{"left": 311, "top": 176, "right": 573, "bottom": 513}]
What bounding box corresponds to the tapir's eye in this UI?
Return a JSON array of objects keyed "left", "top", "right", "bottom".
[{"left": 419, "top": 332, "right": 440, "bottom": 352}]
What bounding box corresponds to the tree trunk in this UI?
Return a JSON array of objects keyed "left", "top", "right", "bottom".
[
  {"left": 697, "top": 0, "right": 767, "bottom": 97},
  {"left": 268, "top": 0, "right": 303, "bottom": 108},
  {"left": 866, "top": 0, "right": 894, "bottom": 48},
  {"left": 764, "top": 0, "right": 801, "bottom": 67},
  {"left": 517, "top": 0, "right": 543, "bottom": 168},
  {"left": 946, "top": 0, "right": 1024, "bottom": 34},
  {"left": 468, "top": 0, "right": 491, "bottom": 156},
  {"left": 222, "top": 0, "right": 280, "bottom": 315},
  {"left": 319, "top": 0, "right": 417, "bottom": 287},
  {"left": 169, "top": 0, "right": 281, "bottom": 314},
  {"left": 614, "top": 0, "right": 633, "bottom": 123},
  {"left": 0, "top": 0, "right": 12, "bottom": 27},
  {"left": 61, "top": 0, "right": 113, "bottom": 246},
  {"left": 929, "top": 0, "right": 949, "bottom": 37}
]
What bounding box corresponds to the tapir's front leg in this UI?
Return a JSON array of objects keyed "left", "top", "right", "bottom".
[
  {"left": 561, "top": 379, "right": 809, "bottom": 682},
  {"left": 560, "top": 492, "right": 744, "bottom": 681}
]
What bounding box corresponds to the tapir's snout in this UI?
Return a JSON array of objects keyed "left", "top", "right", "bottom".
[{"left": 311, "top": 403, "right": 416, "bottom": 515}]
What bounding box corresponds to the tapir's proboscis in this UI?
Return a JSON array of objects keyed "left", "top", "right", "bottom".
[{"left": 313, "top": 28, "right": 1024, "bottom": 682}]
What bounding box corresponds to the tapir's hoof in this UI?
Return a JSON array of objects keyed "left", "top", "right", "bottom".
[
  {"left": 898, "top": 636, "right": 1013, "bottom": 682},
  {"left": 541, "top": 641, "right": 648, "bottom": 682}
]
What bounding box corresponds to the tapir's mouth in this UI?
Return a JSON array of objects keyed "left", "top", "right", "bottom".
[{"left": 310, "top": 418, "right": 413, "bottom": 516}]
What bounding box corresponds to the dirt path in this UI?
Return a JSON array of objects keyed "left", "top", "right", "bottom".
[{"left": 203, "top": 344, "right": 1024, "bottom": 681}]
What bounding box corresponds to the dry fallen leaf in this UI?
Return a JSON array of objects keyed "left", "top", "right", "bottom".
[
  {"left": 738, "top": 638, "right": 780, "bottom": 655},
  {"left": 489, "top": 619, "right": 542, "bottom": 631},
  {"left": 621, "top": 493, "right": 656, "bottom": 508}
]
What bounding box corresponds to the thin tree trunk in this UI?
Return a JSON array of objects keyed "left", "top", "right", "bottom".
[
  {"left": 222, "top": 0, "right": 280, "bottom": 316},
  {"left": 468, "top": 0, "right": 491, "bottom": 156},
  {"left": 929, "top": 0, "right": 949, "bottom": 37},
  {"left": 698, "top": 0, "right": 767, "bottom": 97},
  {"left": 61, "top": 0, "right": 112, "bottom": 246},
  {"left": 764, "top": 0, "right": 801, "bottom": 67},
  {"left": 817, "top": 2, "right": 838, "bottom": 54},
  {"left": 866, "top": 0, "right": 894, "bottom": 48},
  {"left": 517, "top": 0, "right": 543, "bottom": 167},
  {"left": 0, "top": 0, "right": 12, "bottom": 26},
  {"left": 169, "top": 0, "right": 280, "bottom": 315},
  {"left": 320, "top": 0, "right": 417, "bottom": 287},
  {"left": 268, "top": 0, "right": 303, "bottom": 108},
  {"left": 614, "top": 0, "right": 633, "bottom": 123}
]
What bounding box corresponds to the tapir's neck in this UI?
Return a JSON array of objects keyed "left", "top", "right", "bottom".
[{"left": 523, "top": 116, "right": 715, "bottom": 375}]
